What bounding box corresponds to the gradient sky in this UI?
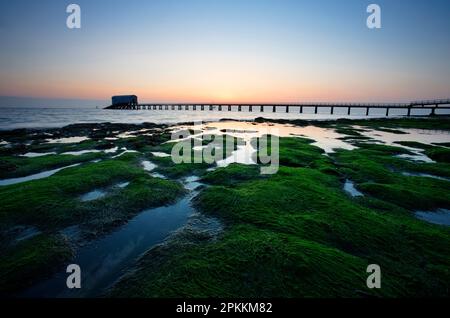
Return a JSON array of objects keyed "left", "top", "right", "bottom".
[{"left": 1, "top": 0, "right": 450, "bottom": 104}]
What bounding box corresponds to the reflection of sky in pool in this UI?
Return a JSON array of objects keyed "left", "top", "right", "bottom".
[
  {"left": 416, "top": 209, "right": 450, "bottom": 227},
  {"left": 172, "top": 121, "right": 450, "bottom": 168}
]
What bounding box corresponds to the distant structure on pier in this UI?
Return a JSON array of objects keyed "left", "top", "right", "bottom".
[{"left": 106, "top": 95, "right": 138, "bottom": 109}]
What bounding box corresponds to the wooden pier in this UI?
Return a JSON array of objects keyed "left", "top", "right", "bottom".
[{"left": 105, "top": 99, "right": 450, "bottom": 117}]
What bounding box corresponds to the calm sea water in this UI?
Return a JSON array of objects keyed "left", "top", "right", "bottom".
[{"left": 1, "top": 106, "right": 446, "bottom": 130}]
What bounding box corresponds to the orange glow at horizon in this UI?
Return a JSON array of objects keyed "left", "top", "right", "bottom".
[
  {"left": 2, "top": 52, "right": 449, "bottom": 104},
  {"left": 4, "top": 77, "right": 448, "bottom": 104},
  {"left": 1, "top": 1, "right": 450, "bottom": 105}
]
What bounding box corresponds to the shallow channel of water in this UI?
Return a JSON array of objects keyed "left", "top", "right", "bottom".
[
  {"left": 21, "top": 177, "right": 202, "bottom": 298},
  {"left": 415, "top": 209, "right": 450, "bottom": 226},
  {"left": 343, "top": 180, "right": 364, "bottom": 197},
  {"left": 0, "top": 163, "right": 81, "bottom": 187}
]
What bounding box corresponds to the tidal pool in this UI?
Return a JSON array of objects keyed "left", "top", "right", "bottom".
[
  {"left": 8, "top": 226, "right": 42, "bottom": 244},
  {"left": 199, "top": 121, "right": 357, "bottom": 154},
  {"left": 21, "top": 177, "right": 202, "bottom": 298},
  {"left": 395, "top": 153, "right": 434, "bottom": 163},
  {"left": 173, "top": 121, "right": 356, "bottom": 168},
  {"left": 61, "top": 147, "right": 119, "bottom": 156},
  {"left": 45, "top": 136, "right": 90, "bottom": 144},
  {"left": 151, "top": 152, "right": 170, "bottom": 158},
  {"left": 142, "top": 160, "right": 157, "bottom": 172},
  {"left": 19, "top": 147, "right": 124, "bottom": 158},
  {"left": 402, "top": 172, "right": 450, "bottom": 181},
  {"left": 150, "top": 172, "right": 167, "bottom": 179},
  {"left": 116, "top": 182, "right": 130, "bottom": 188},
  {"left": 173, "top": 121, "right": 450, "bottom": 169},
  {"left": 21, "top": 152, "right": 57, "bottom": 158},
  {"left": 0, "top": 163, "right": 81, "bottom": 187},
  {"left": 344, "top": 180, "right": 364, "bottom": 197},
  {"left": 360, "top": 127, "right": 450, "bottom": 147},
  {"left": 360, "top": 127, "right": 450, "bottom": 162},
  {"left": 216, "top": 144, "right": 256, "bottom": 167},
  {"left": 116, "top": 130, "right": 153, "bottom": 138},
  {"left": 415, "top": 209, "right": 450, "bottom": 226},
  {"left": 182, "top": 176, "right": 203, "bottom": 191},
  {"left": 79, "top": 181, "right": 131, "bottom": 202},
  {"left": 111, "top": 148, "right": 139, "bottom": 158},
  {"left": 80, "top": 189, "right": 107, "bottom": 202},
  {"left": 61, "top": 150, "right": 101, "bottom": 156}
]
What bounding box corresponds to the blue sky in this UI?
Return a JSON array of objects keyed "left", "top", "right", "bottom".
[{"left": 1, "top": 0, "right": 449, "bottom": 106}]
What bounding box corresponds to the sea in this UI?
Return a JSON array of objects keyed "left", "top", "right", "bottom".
[{"left": 1, "top": 106, "right": 447, "bottom": 130}]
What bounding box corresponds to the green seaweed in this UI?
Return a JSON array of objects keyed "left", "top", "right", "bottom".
[
  {"left": 0, "top": 234, "right": 72, "bottom": 295},
  {"left": 110, "top": 136, "right": 450, "bottom": 298},
  {"left": 149, "top": 136, "right": 243, "bottom": 178},
  {"left": 0, "top": 152, "right": 105, "bottom": 179},
  {"left": 2, "top": 117, "right": 450, "bottom": 298},
  {"left": 0, "top": 153, "right": 185, "bottom": 229}
]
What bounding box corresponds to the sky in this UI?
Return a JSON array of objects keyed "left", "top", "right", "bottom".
[{"left": 0, "top": 0, "right": 450, "bottom": 106}]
